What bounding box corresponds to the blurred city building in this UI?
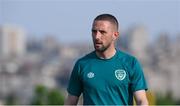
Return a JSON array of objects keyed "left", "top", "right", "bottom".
[
  {"left": 0, "top": 25, "right": 26, "bottom": 58},
  {"left": 127, "top": 25, "right": 149, "bottom": 62}
]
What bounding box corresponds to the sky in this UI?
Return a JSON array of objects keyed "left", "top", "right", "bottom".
[{"left": 0, "top": 0, "right": 180, "bottom": 44}]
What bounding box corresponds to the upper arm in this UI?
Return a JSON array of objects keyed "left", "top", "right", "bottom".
[
  {"left": 67, "top": 61, "right": 83, "bottom": 97},
  {"left": 130, "top": 58, "right": 148, "bottom": 105},
  {"left": 64, "top": 94, "right": 79, "bottom": 105},
  {"left": 133, "top": 90, "right": 148, "bottom": 105},
  {"left": 130, "top": 58, "right": 148, "bottom": 92},
  {"left": 66, "top": 61, "right": 83, "bottom": 105}
]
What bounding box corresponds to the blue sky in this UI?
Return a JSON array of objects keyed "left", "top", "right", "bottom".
[{"left": 0, "top": 0, "right": 180, "bottom": 43}]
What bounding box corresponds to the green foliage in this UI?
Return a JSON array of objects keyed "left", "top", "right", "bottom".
[
  {"left": 31, "top": 85, "right": 47, "bottom": 105},
  {"left": 5, "top": 93, "right": 17, "bottom": 105},
  {"left": 156, "top": 92, "right": 180, "bottom": 105},
  {"left": 47, "top": 89, "right": 64, "bottom": 105},
  {"left": 31, "top": 85, "right": 64, "bottom": 105}
]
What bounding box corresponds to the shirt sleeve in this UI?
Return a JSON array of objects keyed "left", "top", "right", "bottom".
[
  {"left": 130, "top": 58, "right": 148, "bottom": 92},
  {"left": 67, "top": 61, "right": 83, "bottom": 97}
]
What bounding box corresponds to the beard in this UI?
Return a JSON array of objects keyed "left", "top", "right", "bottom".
[{"left": 94, "top": 41, "right": 111, "bottom": 52}]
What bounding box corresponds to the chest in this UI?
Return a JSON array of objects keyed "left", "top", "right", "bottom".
[{"left": 80, "top": 61, "right": 130, "bottom": 91}]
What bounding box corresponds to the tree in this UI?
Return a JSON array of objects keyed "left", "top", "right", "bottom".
[{"left": 31, "top": 85, "right": 64, "bottom": 105}]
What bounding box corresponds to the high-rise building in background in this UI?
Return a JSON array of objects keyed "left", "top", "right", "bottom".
[
  {"left": 0, "top": 25, "right": 26, "bottom": 57},
  {"left": 127, "top": 25, "right": 149, "bottom": 62}
]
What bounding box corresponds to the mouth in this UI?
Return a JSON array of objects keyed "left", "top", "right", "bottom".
[
  {"left": 95, "top": 42, "right": 102, "bottom": 45},
  {"left": 95, "top": 42, "right": 102, "bottom": 44},
  {"left": 94, "top": 39, "right": 103, "bottom": 47},
  {"left": 94, "top": 42, "right": 103, "bottom": 48}
]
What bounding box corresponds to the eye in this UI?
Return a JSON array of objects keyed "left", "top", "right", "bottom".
[
  {"left": 91, "top": 29, "right": 97, "bottom": 33},
  {"left": 99, "top": 30, "right": 106, "bottom": 34}
]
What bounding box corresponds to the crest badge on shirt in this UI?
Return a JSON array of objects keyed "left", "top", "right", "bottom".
[
  {"left": 87, "top": 72, "right": 95, "bottom": 78},
  {"left": 115, "top": 69, "right": 126, "bottom": 80}
]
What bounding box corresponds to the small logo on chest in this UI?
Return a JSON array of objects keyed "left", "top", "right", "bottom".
[
  {"left": 87, "top": 72, "right": 95, "bottom": 78},
  {"left": 115, "top": 69, "right": 126, "bottom": 80}
]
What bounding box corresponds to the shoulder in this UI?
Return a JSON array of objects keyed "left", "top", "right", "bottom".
[
  {"left": 116, "top": 50, "right": 139, "bottom": 68},
  {"left": 71, "top": 51, "right": 96, "bottom": 74},
  {"left": 75, "top": 51, "right": 96, "bottom": 66}
]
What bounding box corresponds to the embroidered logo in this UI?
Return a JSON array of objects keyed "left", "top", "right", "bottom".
[
  {"left": 115, "top": 69, "right": 126, "bottom": 80},
  {"left": 87, "top": 72, "right": 95, "bottom": 78}
]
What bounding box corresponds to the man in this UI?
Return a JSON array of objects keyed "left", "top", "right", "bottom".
[{"left": 64, "top": 14, "right": 148, "bottom": 105}]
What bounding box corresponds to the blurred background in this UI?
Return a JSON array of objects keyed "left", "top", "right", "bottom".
[{"left": 0, "top": 0, "right": 180, "bottom": 105}]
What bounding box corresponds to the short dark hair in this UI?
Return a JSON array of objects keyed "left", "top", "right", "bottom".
[{"left": 93, "top": 14, "right": 119, "bottom": 30}]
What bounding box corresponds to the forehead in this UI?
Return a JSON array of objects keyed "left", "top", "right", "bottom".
[{"left": 92, "top": 20, "right": 113, "bottom": 29}]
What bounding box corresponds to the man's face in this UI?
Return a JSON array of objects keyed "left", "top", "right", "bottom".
[{"left": 91, "top": 20, "right": 117, "bottom": 52}]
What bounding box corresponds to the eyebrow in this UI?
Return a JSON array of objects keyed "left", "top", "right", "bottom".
[{"left": 91, "top": 29, "right": 107, "bottom": 33}]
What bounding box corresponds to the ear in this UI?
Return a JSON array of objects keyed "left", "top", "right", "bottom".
[{"left": 113, "top": 31, "right": 119, "bottom": 40}]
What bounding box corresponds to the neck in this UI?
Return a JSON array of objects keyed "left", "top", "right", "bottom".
[{"left": 96, "top": 47, "right": 116, "bottom": 59}]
